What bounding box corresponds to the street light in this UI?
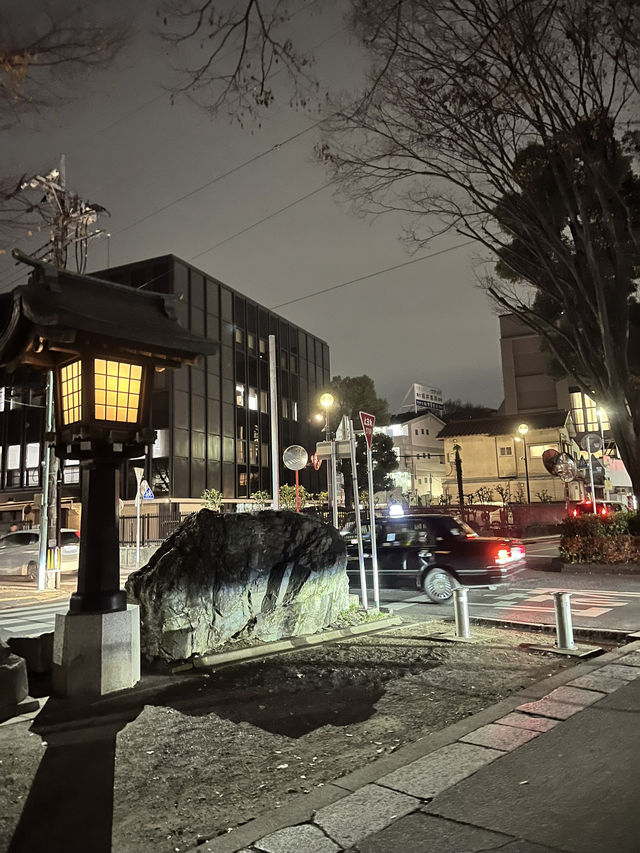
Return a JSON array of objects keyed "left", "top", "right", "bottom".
[
  {"left": 517, "top": 423, "right": 531, "bottom": 504},
  {"left": 319, "top": 392, "right": 335, "bottom": 441}
]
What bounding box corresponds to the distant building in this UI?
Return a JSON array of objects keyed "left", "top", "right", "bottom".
[
  {"left": 398, "top": 382, "right": 444, "bottom": 417},
  {"left": 377, "top": 410, "right": 446, "bottom": 504}
]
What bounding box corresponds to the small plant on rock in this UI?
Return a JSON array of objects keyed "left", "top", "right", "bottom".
[{"left": 201, "top": 488, "right": 222, "bottom": 512}]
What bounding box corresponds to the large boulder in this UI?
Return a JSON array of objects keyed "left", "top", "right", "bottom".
[{"left": 125, "top": 509, "right": 349, "bottom": 662}]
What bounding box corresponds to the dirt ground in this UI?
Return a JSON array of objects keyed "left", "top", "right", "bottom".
[{"left": 0, "top": 617, "right": 583, "bottom": 853}]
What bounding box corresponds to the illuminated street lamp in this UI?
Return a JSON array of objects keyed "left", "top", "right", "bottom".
[
  {"left": 0, "top": 250, "right": 216, "bottom": 696},
  {"left": 517, "top": 423, "right": 531, "bottom": 504},
  {"left": 319, "top": 392, "right": 335, "bottom": 440}
]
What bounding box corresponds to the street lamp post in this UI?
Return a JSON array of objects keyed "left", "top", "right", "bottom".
[
  {"left": 453, "top": 443, "right": 464, "bottom": 508},
  {"left": 319, "top": 393, "right": 337, "bottom": 525},
  {"left": 518, "top": 423, "right": 531, "bottom": 504}
]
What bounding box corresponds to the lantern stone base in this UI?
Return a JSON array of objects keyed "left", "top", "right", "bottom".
[{"left": 52, "top": 605, "right": 140, "bottom": 697}]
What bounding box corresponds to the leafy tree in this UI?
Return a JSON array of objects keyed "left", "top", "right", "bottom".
[
  {"left": 326, "top": 374, "right": 390, "bottom": 428},
  {"left": 341, "top": 432, "right": 398, "bottom": 508}
]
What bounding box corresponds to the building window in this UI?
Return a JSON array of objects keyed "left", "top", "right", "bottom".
[
  {"left": 260, "top": 390, "right": 268, "bottom": 413},
  {"left": 249, "top": 442, "right": 259, "bottom": 464},
  {"left": 248, "top": 333, "right": 256, "bottom": 352},
  {"left": 237, "top": 440, "right": 246, "bottom": 463},
  {"left": 235, "top": 383, "right": 245, "bottom": 407},
  {"left": 425, "top": 429, "right": 429, "bottom": 435},
  {"left": 282, "top": 397, "right": 288, "bottom": 418},
  {"left": 261, "top": 443, "right": 269, "bottom": 464},
  {"left": 292, "top": 400, "right": 298, "bottom": 422},
  {"left": 499, "top": 446, "right": 513, "bottom": 456},
  {"left": 63, "top": 459, "right": 80, "bottom": 484},
  {"left": 248, "top": 387, "right": 258, "bottom": 411},
  {"left": 570, "top": 389, "right": 610, "bottom": 432},
  {"left": 415, "top": 429, "right": 419, "bottom": 435},
  {"left": 259, "top": 338, "right": 267, "bottom": 357},
  {"left": 530, "top": 444, "right": 553, "bottom": 458},
  {"left": 235, "top": 328, "right": 244, "bottom": 346}
]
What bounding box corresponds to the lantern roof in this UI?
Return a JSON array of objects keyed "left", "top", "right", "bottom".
[{"left": 0, "top": 250, "right": 218, "bottom": 373}]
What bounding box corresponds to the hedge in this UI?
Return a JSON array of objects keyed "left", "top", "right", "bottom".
[{"left": 560, "top": 511, "right": 640, "bottom": 563}]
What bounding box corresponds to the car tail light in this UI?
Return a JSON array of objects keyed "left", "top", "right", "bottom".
[
  {"left": 572, "top": 508, "right": 578, "bottom": 517},
  {"left": 600, "top": 507, "right": 608, "bottom": 516},
  {"left": 495, "top": 544, "right": 525, "bottom": 564}
]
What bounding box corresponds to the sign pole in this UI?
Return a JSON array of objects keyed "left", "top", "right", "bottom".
[
  {"left": 330, "top": 440, "right": 339, "bottom": 528},
  {"left": 348, "top": 418, "right": 367, "bottom": 610},
  {"left": 269, "top": 335, "right": 280, "bottom": 509},
  {"left": 133, "top": 467, "right": 144, "bottom": 571},
  {"left": 295, "top": 469, "right": 300, "bottom": 513},
  {"left": 587, "top": 436, "right": 597, "bottom": 514},
  {"left": 360, "top": 411, "right": 379, "bottom": 610}
]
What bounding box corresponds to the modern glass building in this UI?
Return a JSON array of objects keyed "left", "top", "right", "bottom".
[{"left": 0, "top": 255, "right": 330, "bottom": 520}]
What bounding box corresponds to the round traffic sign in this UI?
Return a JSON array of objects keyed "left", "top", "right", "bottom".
[{"left": 580, "top": 432, "right": 602, "bottom": 452}]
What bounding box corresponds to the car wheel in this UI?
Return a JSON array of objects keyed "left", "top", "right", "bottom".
[
  {"left": 26, "top": 561, "right": 37, "bottom": 582},
  {"left": 422, "top": 567, "right": 457, "bottom": 603}
]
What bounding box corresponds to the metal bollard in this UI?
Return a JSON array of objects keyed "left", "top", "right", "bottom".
[
  {"left": 553, "top": 591, "right": 576, "bottom": 650},
  {"left": 453, "top": 587, "right": 471, "bottom": 639}
]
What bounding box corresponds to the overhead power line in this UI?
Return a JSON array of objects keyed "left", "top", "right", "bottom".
[{"left": 270, "top": 240, "right": 477, "bottom": 309}]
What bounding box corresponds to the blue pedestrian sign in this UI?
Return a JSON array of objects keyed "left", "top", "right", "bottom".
[{"left": 142, "top": 486, "right": 154, "bottom": 500}]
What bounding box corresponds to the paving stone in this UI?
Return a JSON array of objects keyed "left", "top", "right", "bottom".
[
  {"left": 494, "top": 842, "right": 565, "bottom": 853},
  {"left": 460, "top": 723, "right": 539, "bottom": 751},
  {"left": 618, "top": 650, "right": 640, "bottom": 667},
  {"left": 255, "top": 824, "right": 340, "bottom": 853},
  {"left": 597, "top": 663, "right": 640, "bottom": 681},
  {"left": 352, "top": 811, "right": 513, "bottom": 853},
  {"left": 495, "top": 713, "right": 558, "bottom": 733},
  {"left": 517, "top": 685, "right": 604, "bottom": 720},
  {"left": 313, "top": 784, "right": 419, "bottom": 849},
  {"left": 568, "top": 672, "right": 628, "bottom": 693},
  {"left": 377, "top": 742, "right": 502, "bottom": 800}
]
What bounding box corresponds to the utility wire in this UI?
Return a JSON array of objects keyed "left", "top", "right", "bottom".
[
  {"left": 189, "top": 181, "right": 332, "bottom": 261},
  {"left": 270, "top": 240, "right": 477, "bottom": 309},
  {"left": 113, "top": 119, "right": 325, "bottom": 238}
]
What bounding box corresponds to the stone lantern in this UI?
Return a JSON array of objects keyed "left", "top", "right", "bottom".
[{"left": 0, "top": 250, "right": 217, "bottom": 695}]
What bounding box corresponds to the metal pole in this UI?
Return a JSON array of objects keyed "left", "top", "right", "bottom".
[
  {"left": 330, "top": 440, "right": 339, "bottom": 528},
  {"left": 37, "top": 370, "right": 55, "bottom": 590},
  {"left": 599, "top": 415, "right": 608, "bottom": 501},
  {"left": 295, "top": 470, "right": 300, "bottom": 513},
  {"left": 268, "top": 335, "right": 280, "bottom": 509},
  {"left": 522, "top": 434, "right": 531, "bottom": 504},
  {"left": 587, "top": 436, "right": 597, "bottom": 514},
  {"left": 349, "top": 419, "right": 367, "bottom": 610},
  {"left": 453, "top": 587, "right": 471, "bottom": 639},
  {"left": 553, "top": 591, "right": 576, "bottom": 650},
  {"left": 366, "top": 443, "right": 380, "bottom": 610},
  {"left": 133, "top": 467, "right": 144, "bottom": 571}
]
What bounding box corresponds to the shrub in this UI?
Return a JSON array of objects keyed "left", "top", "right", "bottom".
[
  {"left": 201, "top": 488, "right": 222, "bottom": 512},
  {"left": 560, "top": 534, "right": 640, "bottom": 564},
  {"left": 627, "top": 513, "right": 640, "bottom": 536}
]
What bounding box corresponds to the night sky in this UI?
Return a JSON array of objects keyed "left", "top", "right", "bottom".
[{"left": 1, "top": 1, "right": 504, "bottom": 412}]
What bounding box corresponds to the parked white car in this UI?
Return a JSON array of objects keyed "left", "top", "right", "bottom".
[{"left": 0, "top": 529, "right": 80, "bottom": 579}]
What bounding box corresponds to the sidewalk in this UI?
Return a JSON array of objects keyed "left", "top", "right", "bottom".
[{"left": 196, "top": 640, "right": 640, "bottom": 853}]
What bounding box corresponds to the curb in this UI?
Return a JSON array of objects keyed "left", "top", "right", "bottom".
[
  {"left": 189, "top": 638, "right": 640, "bottom": 853},
  {"left": 467, "top": 615, "right": 633, "bottom": 644},
  {"left": 172, "top": 613, "right": 404, "bottom": 673}
]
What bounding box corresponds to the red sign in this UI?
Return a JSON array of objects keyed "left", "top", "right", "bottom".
[{"left": 359, "top": 411, "right": 376, "bottom": 450}]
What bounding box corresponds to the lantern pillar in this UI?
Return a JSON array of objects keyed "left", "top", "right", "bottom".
[{"left": 71, "top": 454, "right": 126, "bottom": 614}]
